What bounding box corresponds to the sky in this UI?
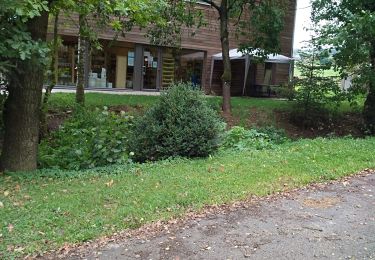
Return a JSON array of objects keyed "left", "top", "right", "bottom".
[{"left": 293, "top": 0, "right": 313, "bottom": 51}]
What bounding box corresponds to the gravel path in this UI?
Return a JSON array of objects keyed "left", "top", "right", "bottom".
[{"left": 62, "top": 173, "right": 375, "bottom": 260}]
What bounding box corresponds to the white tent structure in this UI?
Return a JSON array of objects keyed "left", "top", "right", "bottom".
[{"left": 210, "top": 48, "right": 293, "bottom": 96}]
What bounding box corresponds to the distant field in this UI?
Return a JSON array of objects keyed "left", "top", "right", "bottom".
[{"left": 294, "top": 67, "right": 340, "bottom": 77}]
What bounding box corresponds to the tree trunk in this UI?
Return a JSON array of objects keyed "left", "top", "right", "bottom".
[
  {"left": 44, "top": 11, "right": 60, "bottom": 105},
  {"left": 41, "top": 12, "right": 59, "bottom": 138},
  {"left": 0, "top": 11, "right": 49, "bottom": 172},
  {"left": 76, "top": 14, "right": 86, "bottom": 105},
  {"left": 364, "top": 42, "right": 375, "bottom": 134},
  {"left": 219, "top": 0, "right": 232, "bottom": 114}
]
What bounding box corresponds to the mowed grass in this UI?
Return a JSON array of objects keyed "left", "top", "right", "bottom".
[
  {"left": 48, "top": 92, "right": 291, "bottom": 111},
  {"left": 48, "top": 93, "right": 293, "bottom": 127},
  {"left": 294, "top": 67, "right": 340, "bottom": 78},
  {"left": 48, "top": 93, "right": 161, "bottom": 111},
  {"left": 1, "top": 137, "right": 374, "bottom": 258},
  {"left": 48, "top": 93, "right": 360, "bottom": 128}
]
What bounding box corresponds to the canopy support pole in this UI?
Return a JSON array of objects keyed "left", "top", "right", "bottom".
[
  {"left": 209, "top": 58, "right": 215, "bottom": 91},
  {"left": 242, "top": 55, "right": 251, "bottom": 96}
]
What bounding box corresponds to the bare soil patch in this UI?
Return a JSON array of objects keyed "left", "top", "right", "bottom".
[
  {"left": 302, "top": 197, "right": 341, "bottom": 209},
  {"left": 244, "top": 107, "right": 364, "bottom": 139}
]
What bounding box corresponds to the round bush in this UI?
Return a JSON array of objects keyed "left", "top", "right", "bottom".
[{"left": 129, "top": 83, "right": 224, "bottom": 162}]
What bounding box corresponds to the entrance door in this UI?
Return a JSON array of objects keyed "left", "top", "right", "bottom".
[
  {"left": 116, "top": 56, "right": 127, "bottom": 88},
  {"left": 246, "top": 64, "right": 257, "bottom": 96},
  {"left": 143, "top": 47, "right": 158, "bottom": 89}
]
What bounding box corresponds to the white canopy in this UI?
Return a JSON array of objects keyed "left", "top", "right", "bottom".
[
  {"left": 212, "top": 48, "right": 292, "bottom": 63},
  {"left": 210, "top": 48, "right": 293, "bottom": 96}
]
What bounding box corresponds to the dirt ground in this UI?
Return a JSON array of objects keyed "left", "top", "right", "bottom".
[
  {"left": 45, "top": 171, "right": 375, "bottom": 260},
  {"left": 228, "top": 108, "right": 364, "bottom": 139}
]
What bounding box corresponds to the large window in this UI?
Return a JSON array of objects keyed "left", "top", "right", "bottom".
[{"left": 57, "top": 43, "right": 76, "bottom": 86}]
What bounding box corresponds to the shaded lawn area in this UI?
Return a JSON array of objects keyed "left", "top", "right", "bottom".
[
  {"left": 47, "top": 93, "right": 293, "bottom": 129},
  {"left": 47, "top": 93, "right": 291, "bottom": 113},
  {"left": 49, "top": 93, "right": 290, "bottom": 112},
  {"left": 0, "top": 137, "right": 374, "bottom": 258},
  {"left": 48, "top": 93, "right": 161, "bottom": 112},
  {"left": 47, "top": 93, "right": 362, "bottom": 128}
]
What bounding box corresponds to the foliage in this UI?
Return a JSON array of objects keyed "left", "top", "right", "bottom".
[
  {"left": 292, "top": 38, "right": 346, "bottom": 127},
  {"left": 146, "top": 1, "right": 204, "bottom": 47},
  {"left": 128, "top": 83, "right": 224, "bottom": 162},
  {"left": 239, "top": 0, "right": 287, "bottom": 57},
  {"left": 1, "top": 137, "right": 375, "bottom": 258},
  {"left": 0, "top": 0, "right": 50, "bottom": 74},
  {"left": 222, "top": 126, "right": 288, "bottom": 151},
  {"left": 38, "top": 107, "right": 133, "bottom": 170},
  {"left": 312, "top": 0, "right": 375, "bottom": 133},
  {"left": 275, "top": 82, "right": 296, "bottom": 101},
  {"left": 195, "top": 0, "right": 287, "bottom": 112}
]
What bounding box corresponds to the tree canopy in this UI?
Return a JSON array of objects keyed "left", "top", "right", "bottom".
[
  {"left": 198, "top": 0, "right": 286, "bottom": 112},
  {"left": 0, "top": 0, "right": 50, "bottom": 74},
  {"left": 0, "top": 0, "right": 204, "bottom": 171},
  {"left": 312, "top": 0, "right": 375, "bottom": 132}
]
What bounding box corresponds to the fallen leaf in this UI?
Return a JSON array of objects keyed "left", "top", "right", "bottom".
[
  {"left": 15, "top": 184, "right": 21, "bottom": 192},
  {"left": 13, "top": 202, "right": 22, "bottom": 207},
  {"left": 105, "top": 179, "right": 114, "bottom": 187},
  {"left": 14, "top": 247, "right": 24, "bottom": 253},
  {"left": 4, "top": 191, "right": 9, "bottom": 197},
  {"left": 8, "top": 224, "right": 14, "bottom": 233},
  {"left": 0, "top": 201, "right": 4, "bottom": 208}
]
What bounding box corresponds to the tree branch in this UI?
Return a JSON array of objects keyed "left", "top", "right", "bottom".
[{"left": 233, "top": 5, "right": 244, "bottom": 26}]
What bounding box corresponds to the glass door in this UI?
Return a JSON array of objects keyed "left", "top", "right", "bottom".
[{"left": 143, "top": 47, "right": 158, "bottom": 89}]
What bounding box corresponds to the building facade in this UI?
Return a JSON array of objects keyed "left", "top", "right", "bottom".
[{"left": 49, "top": 1, "right": 296, "bottom": 96}]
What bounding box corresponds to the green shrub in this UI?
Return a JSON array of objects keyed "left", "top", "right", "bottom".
[
  {"left": 222, "top": 126, "right": 288, "bottom": 151},
  {"left": 38, "top": 107, "right": 133, "bottom": 170},
  {"left": 291, "top": 39, "right": 346, "bottom": 128},
  {"left": 128, "top": 83, "right": 224, "bottom": 162},
  {"left": 275, "top": 83, "right": 296, "bottom": 101}
]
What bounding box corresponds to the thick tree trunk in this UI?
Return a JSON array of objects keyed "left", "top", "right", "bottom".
[
  {"left": 219, "top": 0, "right": 232, "bottom": 114},
  {"left": 364, "top": 43, "right": 375, "bottom": 134},
  {"left": 76, "top": 14, "right": 86, "bottom": 105},
  {"left": 0, "top": 11, "right": 49, "bottom": 172}
]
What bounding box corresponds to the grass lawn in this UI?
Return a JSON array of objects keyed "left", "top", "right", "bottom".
[
  {"left": 48, "top": 92, "right": 291, "bottom": 111},
  {"left": 48, "top": 93, "right": 293, "bottom": 128},
  {"left": 48, "top": 93, "right": 161, "bottom": 111},
  {"left": 1, "top": 137, "right": 374, "bottom": 258},
  {"left": 47, "top": 93, "right": 362, "bottom": 130},
  {"left": 294, "top": 67, "right": 340, "bottom": 78}
]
